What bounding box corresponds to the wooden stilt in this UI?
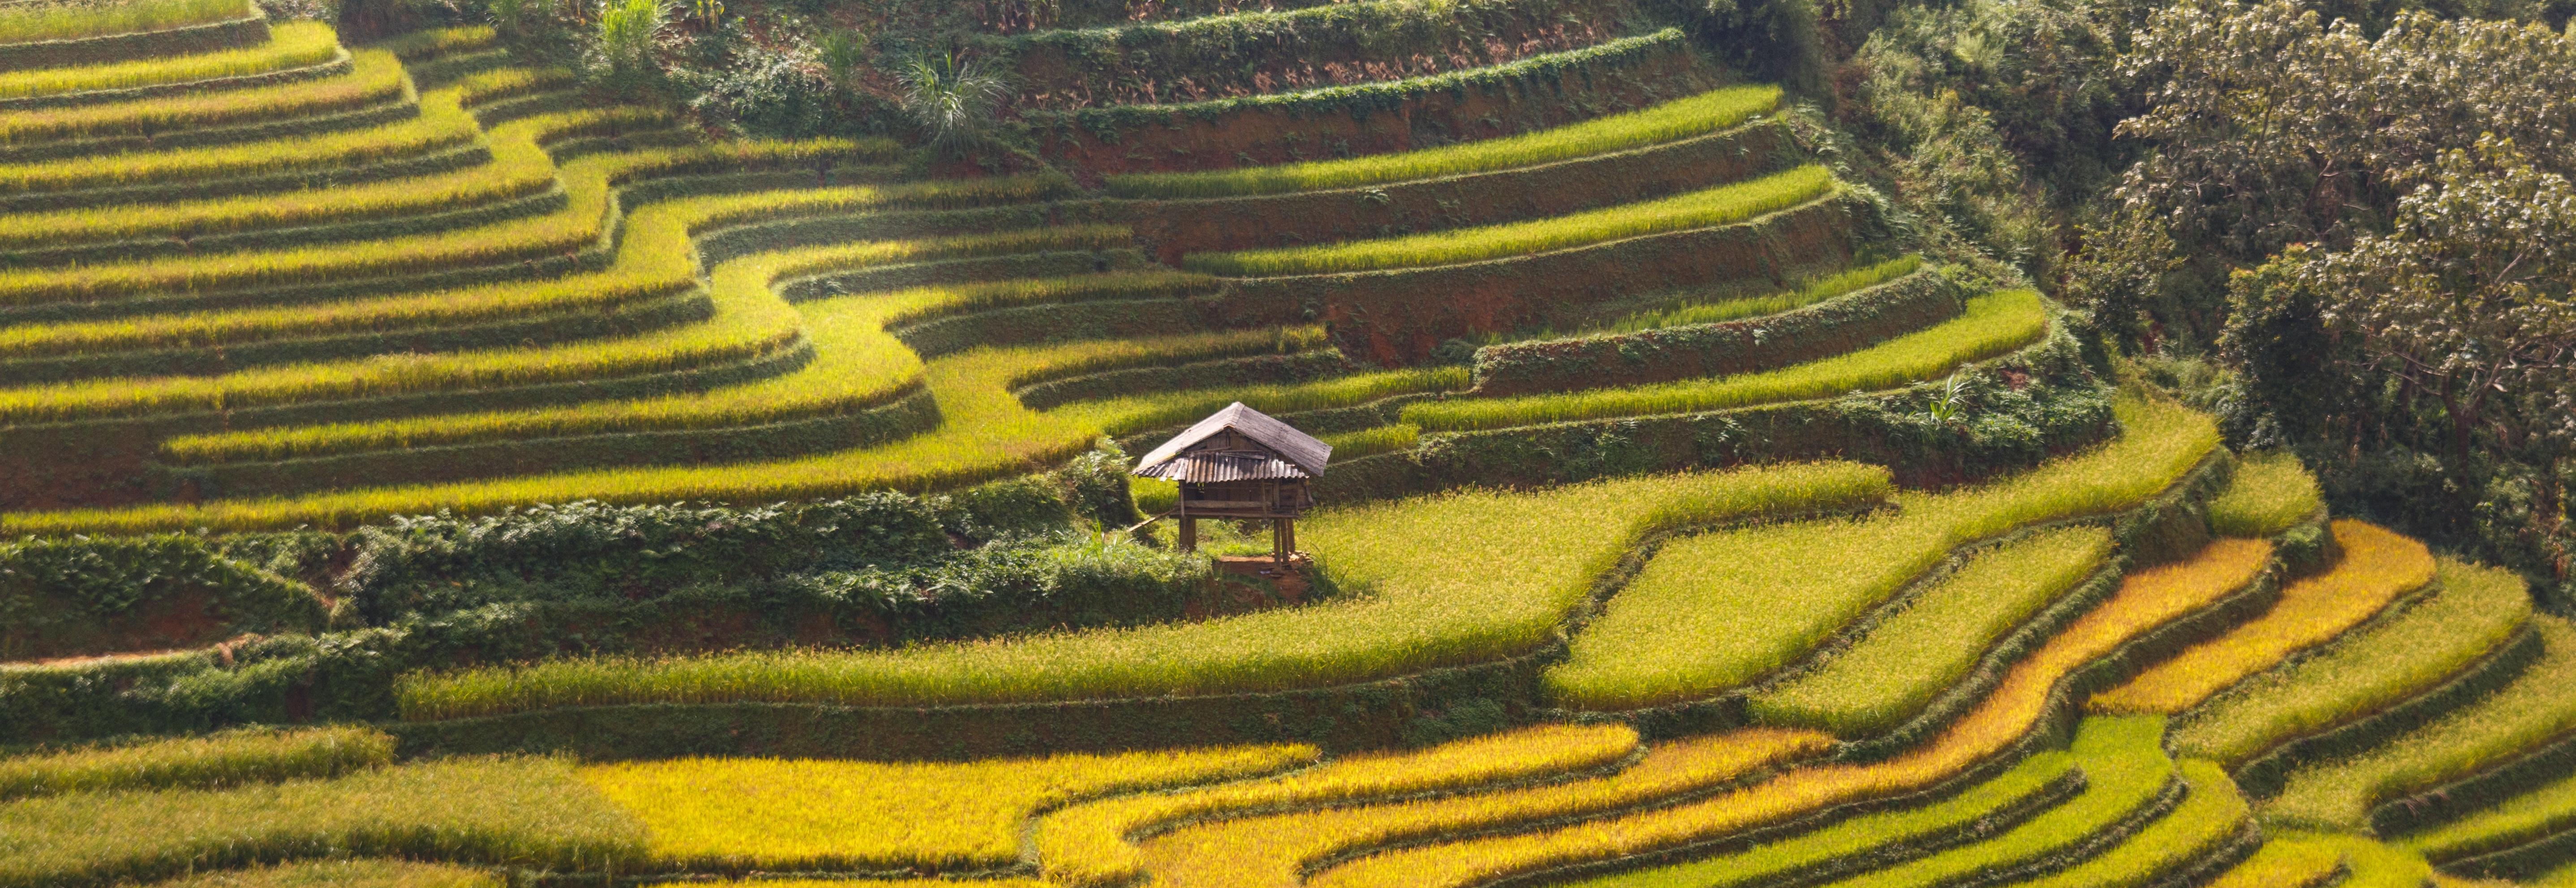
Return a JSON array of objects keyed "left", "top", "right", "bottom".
[
  {"left": 1179, "top": 515, "right": 1198, "bottom": 553},
  {"left": 1282, "top": 518, "right": 1296, "bottom": 559}
]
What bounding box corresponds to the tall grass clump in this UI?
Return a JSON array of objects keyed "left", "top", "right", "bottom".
[
  {"left": 1600, "top": 255, "right": 1923, "bottom": 334},
  {"left": 1107, "top": 85, "right": 1783, "bottom": 198},
  {"left": 0, "top": 755, "right": 644, "bottom": 887},
  {"left": 2267, "top": 616, "right": 2576, "bottom": 830},
  {"left": 1747, "top": 527, "right": 2115, "bottom": 736},
  {"left": 2207, "top": 450, "right": 2325, "bottom": 538},
  {"left": 1410, "top": 290, "right": 2048, "bottom": 433},
  {"left": 580, "top": 744, "right": 1309, "bottom": 872},
  {"left": 1545, "top": 394, "right": 2221, "bottom": 711},
  {"left": 1183, "top": 165, "right": 1833, "bottom": 275},
  {"left": 2171, "top": 558, "right": 2533, "bottom": 765},
  {"left": 2092, "top": 520, "right": 2434, "bottom": 715},
  {"left": 0, "top": 20, "right": 340, "bottom": 101},
  {"left": 1039, "top": 725, "right": 1637, "bottom": 888},
  {"left": 0, "top": 0, "right": 246, "bottom": 44},
  {"left": 146, "top": 860, "right": 501, "bottom": 888},
  {"left": 1142, "top": 729, "right": 1833, "bottom": 888},
  {"left": 395, "top": 463, "right": 1893, "bottom": 719},
  {"left": 1556, "top": 751, "right": 2079, "bottom": 888},
  {"left": 0, "top": 725, "right": 392, "bottom": 801}
]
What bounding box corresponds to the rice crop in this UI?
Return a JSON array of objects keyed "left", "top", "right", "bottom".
[
  {"left": 390, "top": 463, "right": 1892, "bottom": 718},
  {"left": 0, "top": 20, "right": 340, "bottom": 103},
  {"left": 2171, "top": 558, "right": 2533, "bottom": 765},
  {"left": 1409, "top": 289, "right": 2048, "bottom": 432},
  {"left": 1600, "top": 255, "right": 1925, "bottom": 335},
  {"left": 578, "top": 744, "right": 1309, "bottom": 872},
  {"left": 143, "top": 859, "right": 501, "bottom": 888},
  {"left": 1746, "top": 526, "right": 2117, "bottom": 737},
  {"left": 1306, "top": 533, "right": 2256, "bottom": 888},
  {"left": 1318, "top": 423, "right": 1419, "bottom": 460},
  {"left": 0, "top": 99, "right": 638, "bottom": 250},
  {"left": 2401, "top": 766, "right": 2576, "bottom": 862},
  {"left": 369, "top": 25, "right": 494, "bottom": 61},
  {"left": 0, "top": 725, "right": 392, "bottom": 800},
  {"left": 0, "top": 47, "right": 404, "bottom": 145},
  {"left": 1182, "top": 165, "right": 1834, "bottom": 276},
  {"left": 0, "top": 134, "right": 909, "bottom": 309},
  {"left": 0, "top": 87, "right": 477, "bottom": 193},
  {"left": 1106, "top": 84, "right": 1783, "bottom": 198},
  {"left": 1038, "top": 724, "right": 1638, "bottom": 888},
  {"left": 1141, "top": 729, "right": 1833, "bottom": 888},
  {"left": 1998, "top": 758, "right": 2248, "bottom": 888},
  {"left": 1557, "top": 750, "right": 2080, "bottom": 888},
  {"left": 1802, "top": 716, "right": 2175, "bottom": 888},
  {"left": 0, "top": 754, "right": 644, "bottom": 887},
  {"left": 2266, "top": 616, "right": 2576, "bottom": 830},
  {"left": 2207, "top": 450, "right": 2325, "bottom": 537},
  {"left": 0, "top": 0, "right": 244, "bottom": 45},
  {"left": 1056, "top": 367, "right": 1468, "bottom": 437},
  {"left": 2201, "top": 838, "right": 2344, "bottom": 888},
  {"left": 8, "top": 324, "right": 1400, "bottom": 534},
  {"left": 2091, "top": 520, "right": 2434, "bottom": 715},
  {"left": 1545, "top": 394, "right": 2224, "bottom": 711},
  {"left": 2257, "top": 832, "right": 2434, "bottom": 888}
]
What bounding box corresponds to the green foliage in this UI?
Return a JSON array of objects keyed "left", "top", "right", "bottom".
[
  {"left": 0, "top": 726, "right": 392, "bottom": 801},
  {"left": 597, "top": 0, "right": 667, "bottom": 73},
  {"left": 1185, "top": 166, "right": 1835, "bottom": 275},
  {"left": 395, "top": 463, "right": 1893, "bottom": 718},
  {"left": 0, "top": 535, "right": 324, "bottom": 662},
  {"left": 897, "top": 51, "right": 1012, "bottom": 152},
  {"left": 2207, "top": 450, "right": 2324, "bottom": 538},
  {"left": 1747, "top": 527, "right": 2113, "bottom": 736},
  {"left": 1107, "top": 84, "right": 1784, "bottom": 198},
  {"left": 0, "top": 755, "right": 644, "bottom": 887}
]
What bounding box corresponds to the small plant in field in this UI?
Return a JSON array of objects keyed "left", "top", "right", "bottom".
[
  {"left": 821, "top": 31, "right": 867, "bottom": 91},
  {"left": 688, "top": 0, "right": 720, "bottom": 29},
  {"left": 897, "top": 51, "right": 1012, "bottom": 153},
  {"left": 596, "top": 0, "right": 668, "bottom": 75},
  {"left": 1923, "top": 371, "right": 1971, "bottom": 424}
]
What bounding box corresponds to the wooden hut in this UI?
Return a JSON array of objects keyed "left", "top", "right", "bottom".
[{"left": 1131, "top": 402, "right": 1331, "bottom": 562}]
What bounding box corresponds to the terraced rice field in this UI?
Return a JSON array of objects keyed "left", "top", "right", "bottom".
[{"left": 9, "top": 4, "right": 2576, "bottom": 888}]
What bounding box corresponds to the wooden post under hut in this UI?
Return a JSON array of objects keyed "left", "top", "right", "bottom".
[{"left": 1130, "top": 402, "right": 1331, "bottom": 564}]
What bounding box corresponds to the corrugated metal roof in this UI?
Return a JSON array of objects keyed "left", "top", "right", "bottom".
[
  {"left": 1133, "top": 402, "right": 1332, "bottom": 477},
  {"left": 1134, "top": 451, "right": 1309, "bottom": 482}
]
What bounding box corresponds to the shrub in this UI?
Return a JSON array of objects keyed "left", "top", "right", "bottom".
[
  {"left": 1543, "top": 394, "right": 2222, "bottom": 711},
  {"left": 1106, "top": 84, "right": 1785, "bottom": 198},
  {"left": 1407, "top": 289, "right": 2048, "bottom": 433},
  {"left": 1554, "top": 750, "right": 2081, "bottom": 888},
  {"left": 1747, "top": 526, "right": 2116, "bottom": 736},
  {"left": 1183, "top": 166, "right": 1834, "bottom": 275},
  {"left": 0, "top": 726, "right": 391, "bottom": 801},
  {"left": 2267, "top": 616, "right": 2576, "bottom": 830},
  {"left": 2207, "top": 450, "right": 2325, "bottom": 538},
  {"left": 2170, "top": 558, "right": 2533, "bottom": 765},
  {"left": 578, "top": 744, "right": 1310, "bottom": 871},
  {"left": 1036, "top": 724, "right": 1638, "bottom": 888},
  {"left": 0, "top": 755, "right": 644, "bottom": 887},
  {"left": 0, "top": 535, "right": 325, "bottom": 662},
  {"left": 2091, "top": 520, "right": 2434, "bottom": 714},
  {"left": 393, "top": 463, "right": 1893, "bottom": 718}
]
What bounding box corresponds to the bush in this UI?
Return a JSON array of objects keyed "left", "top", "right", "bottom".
[{"left": 0, "top": 535, "right": 325, "bottom": 662}]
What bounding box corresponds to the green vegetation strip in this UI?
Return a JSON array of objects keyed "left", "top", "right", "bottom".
[
  {"left": 2267, "top": 615, "right": 2576, "bottom": 831},
  {"left": 1545, "top": 394, "right": 2218, "bottom": 711},
  {"left": 1998, "top": 759, "right": 2249, "bottom": 888},
  {"left": 1182, "top": 165, "right": 1833, "bottom": 276},
  {"left": 2206, "top": 450, "right": 2323, "bottom": 538},
  {"left": 0, "top": 755, "right": 642, "bottom": 887},
  {"left": 2171, "top": 558, "right": 2534, "bottom": 765},
  {"left": 0, "top": 20, "right": 339, "bottom": 102},
  {"left": 2402, "top": 765, "right": 2576, "bottom": 862},
  {"left": 0, "top": 47, "right": 406, "bottom": 146},
  {"left": 0, "top": 726, "right": 391, "bottom": 801},
  {"left": 1559, "top": 747, "right": 2078, "bottom": 888},
  {"left": 0, "top": 0, "right": 245, "bottom": 46},
  {"left": 1107, "top": 84, "right": 1782, "bottom": 198},
  {"left": 394, "top": 463, "right": 1893, "bottom": 718},
  {"left": 1747, "top": 527, "right": 2114, "bottom": 737},
  {"left": 1409, "top": 289, "right": 2047, "bottom": 433},
  {"left": 1812, "top": 716, "right": 2176, "bottom": 888},
  {"left": 1599, "top": 255, "right": 1925, "bottom": 335}
]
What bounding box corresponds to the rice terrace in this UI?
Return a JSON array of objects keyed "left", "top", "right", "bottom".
[{"left": 1, "top": 0, "right": 2574, "bottom": 883}]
